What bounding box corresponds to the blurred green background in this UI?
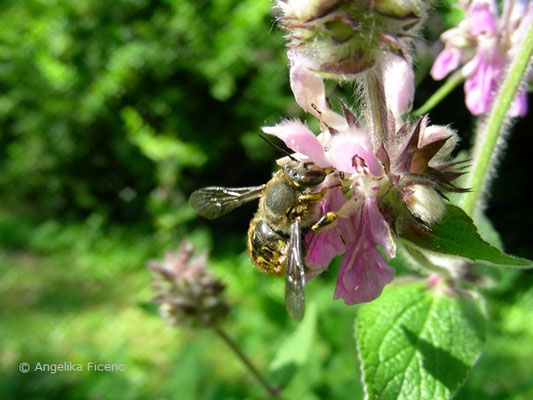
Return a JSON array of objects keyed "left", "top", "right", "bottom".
[{"left": 1, "top": 0, "right": 532, "bottom": 399}]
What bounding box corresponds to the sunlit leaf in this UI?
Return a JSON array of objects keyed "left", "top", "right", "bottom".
[{"left": 356, "top": 281, "right": 486, "bottom": 400}]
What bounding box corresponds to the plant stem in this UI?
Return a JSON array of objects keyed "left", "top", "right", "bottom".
[
  {"left": 214, "top": 326, "right": 281, "bottom": 398},
  {"left": 403, "top": 241, "right": 453, "bottom": 279},
  {"left": 411, "top": 70, "right": 464, "bottom": 117},
  {"left": 366, "top": 67, "right": 388, "bottom": 145},
  {"left": 461, "top": 20, "right": 533, "bottom": 217}
]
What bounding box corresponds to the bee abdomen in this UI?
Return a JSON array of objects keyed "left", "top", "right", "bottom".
[{"left": 247, "top": 218, "right": 287, "bottom": 276}]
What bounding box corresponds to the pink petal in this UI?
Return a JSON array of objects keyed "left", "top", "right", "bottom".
[
  {"left": 364, "top": 197, "right": 396, "bottom": 258},
  {"left": 384, "top": 55, "right": 415, "bottom": 116},
  {"left": 421, "top": 125, "right": 458, "bottom": 161},
  {"left": 510, "top": 0, "right": 529, "bottom": 29},
  {"left": 305, "top": 230, "right": 346, "bottom": 271},
  {"left": 468, "top": 1, "right": 497, "bottom": 36},
  {"left": 304, "top": 186, "right": 349, "bottom": 271},
  {"left": 461, "top": 48, "right": 482, "bottom": 78},
  {"left": 333, "top": 199, "right": 395, "bottom": 304},
  {"left": 289, "top": 50, "right": 347, "bottom": 130},
  {"left": 463, "top": 50, "right": 502, "bottom": 115},
  {"left": 328, "top": 132, "right": 383, "bottom": 177},
  {"left": 333, "top": 245, "right": 395, "bottom": 304},
  {"left": 509, "top": 3, "right": 533, "bottom": 57},
  {"left": 430, "top": 47, "right": 462, "bottom": 81},
  {"left": 508, "top": 90, "right": 528, "bottom": 117},
  {"left": 262, "top": 120, "right": 331, "bottom": 168}
]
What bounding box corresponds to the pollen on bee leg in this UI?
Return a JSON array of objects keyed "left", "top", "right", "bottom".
[
  {"left": 299, "top": 191, "right": 325, "bottom": 202},
  {"left": 257, "top": 256, "right": 274, "bottom": 267},
  {"left": 256, "top": 257, "right": 280, "bottom": 276},
  {"left": 260, "top": 246, "right": 281, "bottom": 260},
  {"left": 311, "top": 211, "right": 338, "bottom": 232}
]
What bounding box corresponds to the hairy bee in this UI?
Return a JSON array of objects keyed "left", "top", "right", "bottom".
[{"left": 189, "top": 160, "right": 329, "bottom": 321}]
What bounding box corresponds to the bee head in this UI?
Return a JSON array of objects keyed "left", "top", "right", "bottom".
[{"left": 284, "top": 161, "right": 327, "bottom": 187}]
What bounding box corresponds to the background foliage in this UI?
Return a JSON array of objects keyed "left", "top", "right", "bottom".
[{"left": 1, "top": 0, "right": 532, "bottom": 399}]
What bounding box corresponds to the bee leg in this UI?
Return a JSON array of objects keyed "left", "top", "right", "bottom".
[
  {"left": 311, "top": 200, "right": 358, "bottom": 233},
  {"left": 298, "top": 187, "right": 328, "bottom": 203},
  {"left": 311, "top": 212, "right": 337, "bottom": 232},
  {"left": 298, "top": 193, "right": 322, "bottom": 202},
  {"left": 260, "top": 245, "right": 282, "bottom": 262},
  {"left": 256, "top": 256, "right": 284, "bottom": 275}
]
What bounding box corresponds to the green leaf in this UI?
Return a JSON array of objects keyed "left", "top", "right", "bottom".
[
  {"left": 404, "top": 204, "right": 532, "bottom": 268},
  {"left": 356, "top": 281, "right": 486, "bottom": 400},
  {"left": 270, "top": 302, "right": 317, "bottom": 371},
  {"left": 475, "top": 213, "right": 503, "bottom": 250},
  {"left": 455, "top": 286, "right": 533, "bottom": 399}
]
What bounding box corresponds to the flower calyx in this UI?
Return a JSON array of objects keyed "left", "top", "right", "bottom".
[
  {"left": 376, "top": 114, "right": 468, "bottom": 234},
  {"left": 149, "top": 241, "right": 230, "bottom": 329},
  {"left": 276, "top": 0, "right": 430, "bottom": 79}
]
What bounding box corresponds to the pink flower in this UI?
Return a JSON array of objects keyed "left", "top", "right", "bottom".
[
  {"left": 333, "top": 192, "right": 395, "bottom": 304},
  {"left": 148, "top": 241, "right": 230, "bottom": 328},
  {"left": 462, "top": 46, "right": 505, "bottom": 115},
  {"left": 430, "top": 47, "right": 462, "bottom": 80},
  {"left": 276, "top": 0, "right": 428, "bottom": 83},
  {"left": 263, "top": 116, "right": 383, "bottom": 177},
  {"left": 288, "top": 51, "right": 348, "bottom": 130},
  {"left": 305, "top": 185, "right": 348, "bottom": 273},
  {"left": 430, "top": 0, "right": 532, "bottom": 117},
  {"left": 383, "top": 55, "right": 415, "bottom": 117},
  {"left": 262, "top": 120, "right": 331, "bottom": 168},
  {"left": 262, "top": 110, "right": 397, "bottom": 305},
  {"left": 261, "top": 46, "right": 464, "bottom": 305}
]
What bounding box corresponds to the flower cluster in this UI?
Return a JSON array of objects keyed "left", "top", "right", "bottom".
[
  {"left": 276, "top": 0, "right": 428, "bottom": 77},
  {"left": 431, "top": 0, "right": 533, "bottom": 116},
  {"left": 149, "top": 241, "right": 230, "bottom": 328},
  {"left": 275, "top": 0, "right": 431, "bottom": 124},
  {"left": 263, "top": 52, "right": 464, "bottom": 303}
]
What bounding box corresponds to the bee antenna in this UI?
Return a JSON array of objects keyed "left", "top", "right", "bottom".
[{"left": 258, "top": 134, "right": 297, "bottom": 161}]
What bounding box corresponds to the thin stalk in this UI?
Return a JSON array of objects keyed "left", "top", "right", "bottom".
[
  {"left": 366, "top": 67, "right": 388, "bottom": 145},
  {"left": 403, "top": 241, "right": 453, "bottom": 279},
  {"left": 462, "top": 20, "right": 533, "bottom": 217},
  {"left": 411, "top": 70, "right": 464, "bottom": 117},
  {"left": 214, "top": 326, "right": 281, "bottom": 398}
]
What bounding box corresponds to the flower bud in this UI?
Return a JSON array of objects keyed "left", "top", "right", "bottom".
[
  {"left": 149, "top": 241, "right": 230, "bottom": 329},
  {"left": 383, "top": 54, "right": 415, "bottom": 117},
  {"left": 276, "top": 0, "right": 431, "bottom": 79},
  {"left": 374, "top": 0, "right": 427, "bottom": 19},
  {"left": 404, "top": 184, "right": 446, "bottom": 225}
]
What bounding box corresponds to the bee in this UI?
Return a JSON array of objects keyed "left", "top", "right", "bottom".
[{"left": 189, "top": 159, "right": 331, "bottom": 321}]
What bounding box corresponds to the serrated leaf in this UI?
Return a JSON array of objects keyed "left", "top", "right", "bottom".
[
  {"left": 404, "top": 204, "right": 532, "bottom": 268},
  {"left": 356, "top": 281, "right": 486, "bottom": 400}
]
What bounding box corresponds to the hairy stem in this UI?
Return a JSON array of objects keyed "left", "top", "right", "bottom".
[
  {"left": 412, "top": 70, "right": 464, "bottom": 117},
  {"left": 214, "top": 326, "right": 280, "bottom": 398},
  {"left": 462, "top": 20, "right": 533, "bottom": 217},
  {"left": 403, "top": 241, "right": 453, "bottom": 279},
  {"left": 366, "top": 67, "right": 388, "bottom": 145}
]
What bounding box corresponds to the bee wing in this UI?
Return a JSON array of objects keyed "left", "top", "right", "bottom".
[
  {"left": 285, "top": 218, "right": 306, "bottom": 322},
  {"left": 189, "top": 185, "right": 266, "bottom": 220}
]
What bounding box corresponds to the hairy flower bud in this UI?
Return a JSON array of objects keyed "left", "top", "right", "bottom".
[
  {"left": 374, "top": 0, "right": 426, "bottom": 18},
  {"left": 276, "top": 0, "right": 430, "bottom": 79},
  {"left": 149, "top": 241, "right": 230, "bottom": 329},
  {"left": 404, "top": 184, "right": 446, "bottom": 225},
  {"left": 375, "top": 110, "right": 467, "bottom": 236}
]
